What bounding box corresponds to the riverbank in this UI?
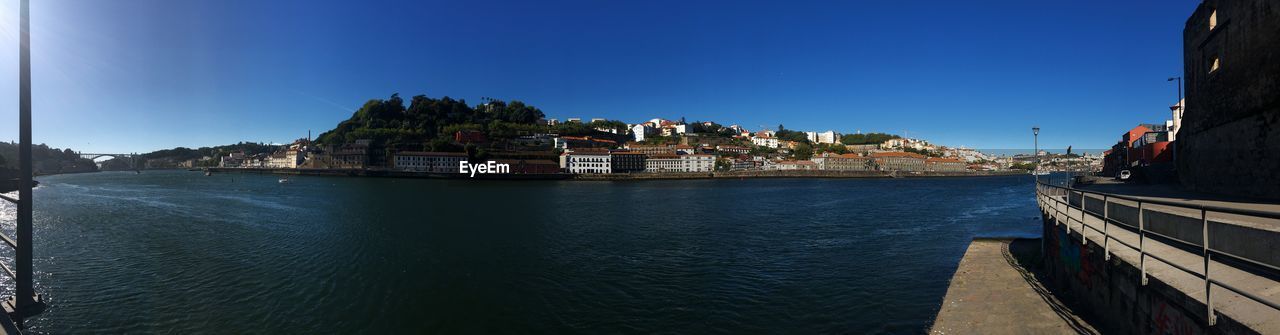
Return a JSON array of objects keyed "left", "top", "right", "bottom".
[{"left": 204, "top": 167, "right": 1025, "bottom": 180}]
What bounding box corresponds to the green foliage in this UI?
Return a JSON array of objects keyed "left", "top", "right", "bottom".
[
  {"left": 715, "top": 157, "right": 731, "bottom": 171},
  {"left": 140, "top": 142, "right": 277, "bottom": 162},
  {"left": 0, "top": 142, "right": 98, "bottom": 174},
  {"left": 774, "top": 130, "right": 809, "bottom": 143},
  {"left": 315, "top": 93, "right": 549, "bottom": 148},
  {"left": 588, "top": 120, "right": 628, "bottom": 134},
  {"left": 903, "top": 147, "right": 941, "bottom": 157},
  {"left": 749, "top": 146, "right": 777, "bottom": 156},
  {"left": 840, "top": 133, "right": 901, "bottom": 145},
  {"left": 791, "top": 142, "right": 814, "bottom": 160},
  {"left": 814, "top": 143, "right": 847, "bottom": 155}
]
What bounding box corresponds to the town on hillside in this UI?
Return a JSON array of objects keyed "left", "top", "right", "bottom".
[{"left": 150, "top": 113, "right": 1102, "bottom": 177}]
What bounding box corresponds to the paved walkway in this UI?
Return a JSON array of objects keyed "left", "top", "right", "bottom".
[
  {"left": 1077, "top": 180, "right": 1280, "bottom": 215},
  {"left": 931, "top": 239, "right": 1097, "bottom": 335}
]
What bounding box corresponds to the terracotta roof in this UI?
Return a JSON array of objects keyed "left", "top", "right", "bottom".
[
  {"left": 926, "top": 157, "right": 964, "bottom": 163},
  {"left": 673, "top": 145, "right": 694, "bottom": 149},
  {"left": 870, "top": 152, "right": 926, "bottom": 159},
  {"left": 648, "top": 154, "right": 680, "bottom": 159}
]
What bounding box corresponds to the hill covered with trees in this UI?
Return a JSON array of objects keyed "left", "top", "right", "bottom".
[
  {"left": 314, "top": 93, "right": 630, "bottom": 151},
  {"left": 0, "top": 142, "right": 98, "bottom": 176}
]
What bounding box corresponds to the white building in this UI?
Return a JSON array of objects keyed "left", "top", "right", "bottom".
[
  {"left": 631, "top": 124, "right": 654, "bottom": 142},
  {"left": 219, "top": 152, "right": 246, "bottom": 168},
  {"left": 815, "top": 131, "right": 838, "bottom": 144},
  {"left": 266, "top": 149, "right": 304, "bottom": 168},
  {"left": 561, "top": 151, "right": 611, "bottom": 174},
  {"left": 751, "top": 136, "right": 779, "bottom": 148},
  {"left": 1170, "top": 98, "right": 1184, "bottom": 142},
  {"left": 645, "top": 154, "right": 714, "bottom": 172},
  {"left": 393, "top": 151, "right": 467, "bottom": 173}
]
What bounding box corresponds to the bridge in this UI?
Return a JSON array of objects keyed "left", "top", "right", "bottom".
[{"left": 78, "top": 152, "right": 142, "bottom": 170}]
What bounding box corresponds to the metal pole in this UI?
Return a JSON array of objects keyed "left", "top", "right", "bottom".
[
  {"left": 1202, "top": 208, "right": 1215, "bottom": 326},
  {"left": 16, "top": 0, "right": 36, "bottom": 326},
  {"left": 1103, "top": 195, "right": 1110, "bottom": 260},
  {"left": 1139, "top": 201, "right": 1148, "bottom": 286}
]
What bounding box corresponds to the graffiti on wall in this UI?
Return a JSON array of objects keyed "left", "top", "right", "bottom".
[
  {"left": 1048, "top": 220, "right": 1097, "bottom": 289},
  {"left": 1152, "top": 299, "right": 1202, "bottom": 335}
]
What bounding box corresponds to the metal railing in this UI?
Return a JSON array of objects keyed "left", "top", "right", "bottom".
[{"left": 1035, "top": 180, "right": 1280, "bottom": 326}]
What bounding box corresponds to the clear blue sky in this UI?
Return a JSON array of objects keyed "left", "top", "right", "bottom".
[{"left": 0, "top": 0, "right": 1199, "bottom": 153}]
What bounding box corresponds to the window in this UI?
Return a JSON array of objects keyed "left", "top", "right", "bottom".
[
  {"left": 1209, "top": 10, "right": 1218, "bottom": 30},
  {"left": 1210, "top": 54, "right": 1220, "bottom": 72}
]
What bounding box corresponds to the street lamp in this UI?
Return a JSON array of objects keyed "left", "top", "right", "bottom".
[
  {"left": 1167, "top": 77, "right": 1182, "bottom": 136},
  {"left": 1032, "top": 127, "right": 1040, "bottom": 183}
]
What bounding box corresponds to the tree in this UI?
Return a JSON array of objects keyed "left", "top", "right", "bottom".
[
  {"left": 840, "top": 133, "right": 901, "bottom": 145},
  {"left": 792, "top": 142, "right": 814, "bottom": 160},
  {"left": 715, "top": 157, "right": 731, "bottom": 171}
]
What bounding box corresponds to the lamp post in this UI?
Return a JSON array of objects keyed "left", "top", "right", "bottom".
[
  {"left": 1168, "top": 77, "right": 1182, "bottom": 164},
  {"left": 1033, "top": 126, "right": 1043, "bottom": 258},
  {"left": 1167, "top": 77, "right": 1182, "bottom": 135},
  {"left": 1032, "top": 127, "right": 1040, "bottom": 183}
]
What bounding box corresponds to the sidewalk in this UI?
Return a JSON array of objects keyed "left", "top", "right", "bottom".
[{"left": 930, "top": 239, "right": 1097, "bottom": 335}]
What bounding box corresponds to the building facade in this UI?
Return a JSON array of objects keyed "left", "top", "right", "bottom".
[
  {"left": 813, "top": 153, "right": 874, "bottom": 171},
  {"left": 925, "top": 157, "right": 967, "bottom": 172},
  {"left": 871, "top": 152, "right": 926, "bottom": 172},
  {"left": 609, "top": 151, "right": 647, "bottom": 173},
  {"left": 777, "top": 160, "right": 818, "bottom": 170},
  {"left": 393, "top": 151, "right": 467, "bottom": 173},
  {"left": 645, "top": 154, "right": 714, "bottom": 172},
  {"left": 1179, "top": 0, "right": 1280, "bottom": 199},
  {"left": 562, "top": 151, "right": 611, "bottom": 174},
  {"left": 624, "top": 144, "right": 676, "bottom": 156},
  {"left": 751, "top": 136, "right": 779, "bottom": 148}
]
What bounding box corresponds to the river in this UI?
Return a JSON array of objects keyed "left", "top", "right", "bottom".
[{"left": 1, "top": 170, "right": 1041, "bottom": 334}]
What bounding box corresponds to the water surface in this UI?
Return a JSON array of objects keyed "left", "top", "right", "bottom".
[{"left": 1, "top": 171, "right": 1041, "bottom": 333}]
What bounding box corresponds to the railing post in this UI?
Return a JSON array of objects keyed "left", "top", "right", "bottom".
[
  {"left": 1103, "top": 195, "right": 1110, "bottom": 261},
  {"left": 1080, "top": 192, "right": 1087, "bottom": 246},
  {"left": 1203, "top": 208, "right": 1216, "bottom": 326},
  {"left": 1139, "top": 201, "right": 1148, "bottom": 286},
  {"left": 1063, "top": 197, "right": 1070, "bottom": 234}
]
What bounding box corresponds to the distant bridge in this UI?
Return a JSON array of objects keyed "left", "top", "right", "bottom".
[{"left": 78, "top": 152, "right": 141, "bottom": 170}]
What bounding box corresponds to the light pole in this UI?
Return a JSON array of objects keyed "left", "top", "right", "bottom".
[
  {"left": 1167, "top": 77, "right": 1182, "bottom": 135},
  {"left": 1032, "top": 127, "right": 1040, "bottom": 183},
  {"left": 1033, "top": 126, "right": 1043, "bottom": 258},
  {"left": 1168, "top": 77, "right": 1182, "bottom": 165}
]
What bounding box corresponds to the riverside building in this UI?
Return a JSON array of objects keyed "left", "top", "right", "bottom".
[
  {"left": 870, "top": 152, "right": 927, "bottom": 172},
  {"left": 561, "top": 150, "right": 612, "bottom": 174},
  {"left": 392, "top": 151, "right": 467, "bottom": 173}
]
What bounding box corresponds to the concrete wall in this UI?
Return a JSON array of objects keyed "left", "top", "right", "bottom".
[
  {"left": 1178, "top": 0, "right": 1280, "bottom": 200},
  {"left": 1039, "top": 213, "right": 1257, "bottom": 334}
]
